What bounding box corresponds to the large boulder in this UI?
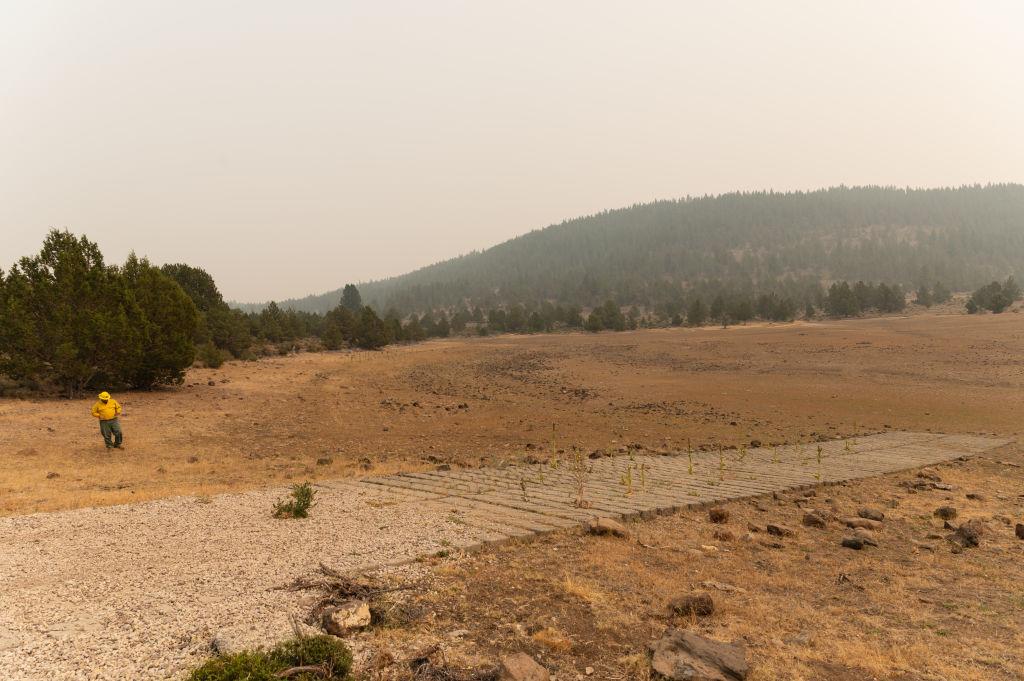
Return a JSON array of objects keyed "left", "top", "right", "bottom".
[
  {"left": 499, "top": 652, "right": 550, "bottom": 681},
  {"left": 949, "top": 519, "right": 987, "bottom": 549},
  {"left": 650, "top": 629, "right": 749, "bottom": 680}
]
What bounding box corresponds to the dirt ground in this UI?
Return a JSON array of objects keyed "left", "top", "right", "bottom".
[
  {"left": 1, "top": 312, "right": 1021, "bottom": 516},
  {"left": 357, "top": 441, "right": 1024, "bottom": 681}
]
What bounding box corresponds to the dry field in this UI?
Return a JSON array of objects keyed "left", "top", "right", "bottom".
[
  {"left": 0, "top": 312, "right": 1022, "bottom": 680},
  {"left": 1, "top": 312, "right": 1020, "bottom": 516}
]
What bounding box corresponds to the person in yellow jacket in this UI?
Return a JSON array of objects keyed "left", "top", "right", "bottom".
[{"left": 91, "top": 391, "right": 124, "bottom": 449}]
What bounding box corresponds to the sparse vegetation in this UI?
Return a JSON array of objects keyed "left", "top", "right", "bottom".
[
  {"left": 273, "top": 482, "right": 317, "bottom": 519},
  {"left": 188, "top": 634, "right": 352, "bottom": 681}
]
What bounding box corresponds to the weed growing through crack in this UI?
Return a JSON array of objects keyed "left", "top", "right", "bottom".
[
  {"left": 815, "top": 444, "right": 823, "bottom": 481},
  {"left": 718, "top": 445, "right": 725, "bottom": 482},
  {"left": 569, "top": 445, "right": 591, "bottom": 508},
  {"left": 550, "top": 422, "right": 559, "bottom": 469},
  {"left": 620, "top": 464, "right": 633, "bottom": 497},
  {"left": 639, "top": 461, "right": 648, "bottom": 491},
  {"left": 272, "top": 482, "right": 317, "bottom": 519},
  {"left": 771, "top": 445, "right": 780, "bottom": 464},
  {"left": 687, "top": 439, "right": 694, "bottom": 475},
  {"left": 738, "top": 444, "right": 747, "bottom": 462}
]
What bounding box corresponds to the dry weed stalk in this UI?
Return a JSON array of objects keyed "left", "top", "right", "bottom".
[{"left": 569, "top": 445, "right": 591, "bottom": 508}]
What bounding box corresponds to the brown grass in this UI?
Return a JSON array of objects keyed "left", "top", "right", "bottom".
[{"left": 2, "top": 312, "right": 1020, "bottom": 516}]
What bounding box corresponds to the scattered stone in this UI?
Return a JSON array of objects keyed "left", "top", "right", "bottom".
[
  {"left": 857, "top": 508, "right": 884, "bottom": 522},
  {"left": 649, "top": 629, "right": 749, "bottom": 681},
  {"left": 498, "top": 652, "right": 550, "bottom": 681},
  {"left": 668, "top": 592, "right": 715, "bottom": 618},
  {"left": 842, "top": 517, "right": 882, "bottom": 531},
  {"left": 46, "top": 471, "right": 60, "bottom": 479},
  {"left": 966, "top": 493, "right": 985, "bottom": 501},
  {"left": 934, "top": 506, "right": 958, "bottom": 521},
  {"left": 207, "top": 380, "right": 216, "bottom": 386},
  {"left": 765, "top": 523, "right": 794, "bottom": 537},
  {"left": 322, "top": 599, "right": 372, "bottom": 635},
  {"left": 585, "top": 667, "right": 594, "bottom": 676},
  {"left": 712, "top": 529, "right": 736, "bottom": 542},
  {"left": 740, "top": 532, "right": 756, "bottom": 542},
  {"left": 802, "top": 511, "right": 827, "bottom": 529},
  {"left": 841, "top": 537, "right": 866, "bottom": 550},
  {"left": 436, "top": 463, "right": 452, "bottom": 471},
  {"left": 852, "top": 529, "right": 878, "bottom": 546},
  {"left": 708, "top": 508, "right": 730, "bottom": 524},
  {"left": 210, "top": 631, "right": 244, "bottom": 656},
  {"left": 943, "top": 520, "right": 957, "bottom": 530},
  {"left": 917, "top": 469, "right": 941, "bottom": 482},
  {"left": 801, "top": 490, "right": 817, "bottom": 498},
  {"left": 746, "top": 522, "right": 761, "bottom": 533},
  {"left": 316, "top": 457, "right": 333, "bottom": 466},
  {"left": 949, "top": 519, "right": 986, "bottom": 549},
  {"left": 588, "top": 517, "right": 629, "bottom": 538},
  {"left": 1016, "top": 524, "right": 1024, "bottom": 540},
  {"left": 749, "top": 439, "right": 762, "bottom": 448}
]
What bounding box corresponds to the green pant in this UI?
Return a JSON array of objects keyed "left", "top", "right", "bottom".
[{"left": 99, "top": 418, "right": 123, "bottom": 448}]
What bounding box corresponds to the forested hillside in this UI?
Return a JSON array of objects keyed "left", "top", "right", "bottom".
[{"left": 257, "top": 185, "right": 1024, "bottom": 316}]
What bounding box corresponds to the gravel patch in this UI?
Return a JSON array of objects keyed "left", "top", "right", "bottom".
[{"left": 0, "top": 481, "right": 488, "bottom": 680}]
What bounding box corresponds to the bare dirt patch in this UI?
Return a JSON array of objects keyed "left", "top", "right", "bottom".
[{"left": 1, "top": 313, "right": 1022, "bottom": 516}]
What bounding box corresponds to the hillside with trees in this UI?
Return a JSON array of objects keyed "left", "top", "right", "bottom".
[{"left": 256, "top": 185, "right": 1024, "bottom": 317}]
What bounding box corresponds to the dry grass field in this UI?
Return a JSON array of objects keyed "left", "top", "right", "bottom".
[
  {"left": 1, "top": 311, "right": 1022, "bottom": 680},
  {"left": 1, "top": 312, "right": 1021, "bottom": 516}
]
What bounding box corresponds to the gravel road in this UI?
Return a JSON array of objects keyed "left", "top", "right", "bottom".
[{"left": 0, "top": 481, "right": 487, "bottom": 680}]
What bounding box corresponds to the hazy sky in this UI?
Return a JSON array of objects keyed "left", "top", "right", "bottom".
[{"left": 2, "top": 1, "right": 1022, "bottom": 302}]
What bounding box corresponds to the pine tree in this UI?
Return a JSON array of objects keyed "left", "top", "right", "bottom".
[
  {"left": 354, "top": 306, "right": 390, "bottom": 349},
  {"left": 341, "top": 284, "right": 363, "bottom": 312},
  {"left": 686, "top": 298, "right": 708, "bottom": 326},
  {"left": 121, "top": 254, "right": 199, "bottom": 387}
]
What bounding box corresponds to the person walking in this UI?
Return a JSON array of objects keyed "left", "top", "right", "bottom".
[{"left": 91, "top": 391, "right": 124, "bottom": 449}]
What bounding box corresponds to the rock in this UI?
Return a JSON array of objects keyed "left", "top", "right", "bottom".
[
  {"left": 740, "top": 532, "right": 756, "bottom": 542},
  {"left": 842, "top": 517, "right": 882, "bottom": 531},
  {"left": 322, "top": 600, "right": 372, "bottom": 635},
  {"left": 949, "top": 519, "right": 986, "bottom": 549},
  {"left": 708, "top": 508, "right": 730, "bottom": 524},
  {"left": 588, "top": 517, "right": 629, "bottom": 538},
  {"left": 750, "top": 439, "right": 762, "bottom": 448},
  {"left": 934, "top": 506, "right": 958, "bottom": 521},
  {"left": 498, "top": 652, "right": 550, "bottom": 681},
  {"left": 841, "top": 537, "right": 866, "bottom": 550},
  {"left": 668, "top": 592, "right": 715, "bottom": 618},
  {"left": 852, "top": 529, "right": 878, "bottom": 546},
  {"left": 1016, "top": 523, "right": 1024, "bottom": 540},
  {"left": 802, "top": 511, "right": 827, "bottom": 529},
  {"left": 857, "top": 508, "right": 884, "bottom": 522},
  {"left": 965, "top": 493, "right": 985, "bottom": 501},
  {"left": 712, "top": 529, "right": 736, "bottom": 542},
  {"left": 207, "top": 380, "right": 216, "bottom": 386},
  {"left": 46, "top": 471, "right": 60, "bottom": 479},
  {"left": 316, "top": 457, "right": 333, "bottom": 466},
  {"left": 649, "top": 629, "right": 749, "bottom": 681},
  {"left": 933, "top": 483, "right": 955, "bottom": 491},
  {"left": 746, "top": 523, "right": 761, "bottom": 533},
  {"left": 765, "top": 523, "right": 794, "bottom": 537},
  {"left": 917, "top": 469, "right": 941, "bottom": 482}
]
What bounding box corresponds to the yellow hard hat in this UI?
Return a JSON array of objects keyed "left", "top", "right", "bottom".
[{"left": 98, "top": 391, "right": 111, "bottom": 400}]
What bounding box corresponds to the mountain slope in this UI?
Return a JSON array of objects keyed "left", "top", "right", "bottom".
[{"left": 244, "top": 185, "right": 1024, "bottom": 315}]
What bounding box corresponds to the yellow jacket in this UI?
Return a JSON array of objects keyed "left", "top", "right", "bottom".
[{"left": 91, "top": 399, "right": 122, "bottom": 421}]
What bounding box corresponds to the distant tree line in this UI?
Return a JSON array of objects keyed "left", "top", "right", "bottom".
[{"left": 257, "top": 185, "right": 1024, "bottom": 317}]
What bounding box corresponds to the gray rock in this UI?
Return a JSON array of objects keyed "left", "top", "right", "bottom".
[
  {"left": 934, "top": 506, "right": 958, "bottom": 520},
  {"left": 1016, "top": 523, "right": 1024, "bottom": 540},
  {"left": 842, "top": 517, "right": 882, "bottom": 530},
  {"left": 949, "top": 519, "right": 986, "bottom": 549},
  {"left": 765, "top": 523, "right": 794, "bottom": 537},
  {"left": 649, "top": 629, "right": 749, "bottom": 680},
  {"left": 857, "top": 508, "right": 884, "bottom": 522},
  {"left": 841, "top": 536, "right": 865, "bottom": 550},
  {"left": 499, "top": 652, "right": 550, "bottom": 681},
  {"left": 802, "top": 511, "right": 827, "bottom": 529}
]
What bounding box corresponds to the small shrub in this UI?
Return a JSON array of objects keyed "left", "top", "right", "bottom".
[
  {"left": 273, "top": 482, "right": 317, "bottom": 519},
  {"left": 197, "top": 342, "right": 226, "bottom": 369},
  {"left": 188, "top": 635, "right": 352, "bottom": 681}
]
